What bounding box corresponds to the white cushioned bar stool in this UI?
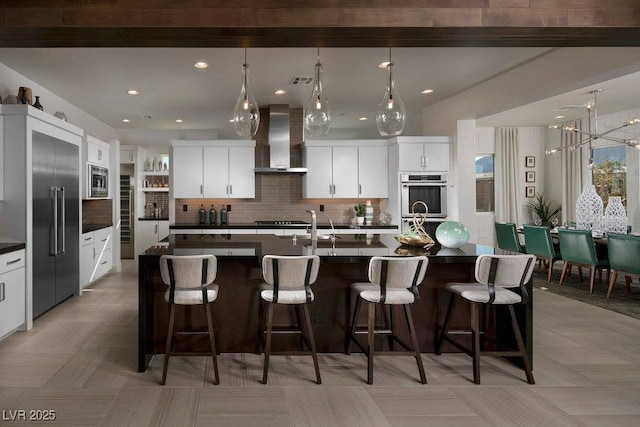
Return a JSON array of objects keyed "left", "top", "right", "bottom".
[
  {"left": 435, "top": 254, "right": 536, "bottom": 384},
  {"left": 258, "top": 255, "right": 321, "bottom": 384},
  {"left": 346, "top": 256, "right": 429, "bottom": 385},
  {"left": 159, "top": 254, "right": 219, "bottom": 385}
]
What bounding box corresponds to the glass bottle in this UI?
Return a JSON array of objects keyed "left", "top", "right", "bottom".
[
  {"left": 220, "top": 205, "right": 228, "bottom": 225},
  {"left": 209, "top": 205, "right": 217, "bottom": 226},
  {"left": 199, "top": 205, "right": 206, "bottom": 225}
]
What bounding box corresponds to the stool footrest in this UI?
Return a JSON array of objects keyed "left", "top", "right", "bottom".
[
  {"left": 166, "top": 351, "right": 215, "bottom": 357},
  {"left": 175, "top": 330, "right": 210, "bottom": 335}
]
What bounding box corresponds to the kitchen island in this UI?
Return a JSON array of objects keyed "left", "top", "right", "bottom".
[{"left": 138, "top": 234, "right": 531, "bottom": 372}]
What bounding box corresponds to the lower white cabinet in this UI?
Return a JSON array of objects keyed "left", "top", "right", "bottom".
[
  {"left": 138, "top": 220, "right": 169, "bottom": 254},
  {"left": 80, "top": 226, "right": 113, "bottom": 287},
  {"left": 0, "top": 249, "right": 26, "bottom": 338}
]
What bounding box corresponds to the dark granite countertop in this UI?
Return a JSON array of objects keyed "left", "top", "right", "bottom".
[
  {"left": 139, "top": 217, "right": 170, "bottom": 221},
  {"left": 0, "top": 241, "right": 26, "bottom": 255},
  {"left": 170, "top": 222, "right": 399, "bottom": 230},
  {"left": 142, "top": 233, "right": 494, "bottom": 263},
  {"left": 82, "top": 223, "right": 113, "bottom": 234}
]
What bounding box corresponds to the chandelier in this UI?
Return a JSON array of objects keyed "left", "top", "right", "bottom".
[{"left": 545, "top": 89, "right": 640, "bottom": 165}]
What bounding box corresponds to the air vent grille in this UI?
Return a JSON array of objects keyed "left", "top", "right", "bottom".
[{"left": 289, "top": 76, "right": 314, "bottom": 85}]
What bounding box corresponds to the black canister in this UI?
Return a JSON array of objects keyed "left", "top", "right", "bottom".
[
  {"left": 209, "top": 205, "right": 217, "bottom": 226},
  {"left": 220, "top": 205, "right": 227, "bottom": 225},
  {"left": 198, "top": 204, "right": 206, "bottom": 225}
]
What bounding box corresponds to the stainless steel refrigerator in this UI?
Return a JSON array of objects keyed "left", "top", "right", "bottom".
[
  {"left": 32, "top": 131, "right": 80, "bottom": 318},
  {"left": 120, "top": 164, "right": 135, "bottom": 259}
]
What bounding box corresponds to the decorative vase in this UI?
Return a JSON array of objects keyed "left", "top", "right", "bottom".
[
  {"left": 604, "top": 196, "right": 627, "bottom": 234},
  {"left": 17, "top": 87, "right": 32, "bottom": 105},
  {"left": 435, "top": 221, "right": 469, "bottom": 249},
  {"left": 33, "top": 96, "right": 43, "bottom": 110},
  {"left": 356, "top": 216, "right": 365, "bottom": 226},
  {"left": 576, "top": 185, "right": 603, "bottom": 233},
  {"left": 365, "top": 200, "right": 374, "bottom": 225}
]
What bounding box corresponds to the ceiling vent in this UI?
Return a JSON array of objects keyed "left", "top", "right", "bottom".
[{"left": 289, "top": 76, "right": 314, "bottom": 85}]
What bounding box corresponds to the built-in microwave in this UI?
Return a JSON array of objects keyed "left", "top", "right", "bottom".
[
  {"left": 87, "top": 164, "right": 108, "bottom": 198},
  {"left": 400, "top": 173, "right": 447, "bottom": 218}
]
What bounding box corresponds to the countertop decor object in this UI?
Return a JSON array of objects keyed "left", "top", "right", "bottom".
[
  {"left": 576, "top": 185, "right": 603, "bottom": 233},
  {"left": 394, "top": 201, "right": 435, "bottom": 248},
  {"left": 17, "top": 86, "right": 32, "bottom": 105},
  {"left": 604, "top": 196, "right": 627, "bottom": 234},
  {"left": 354, "top": 203, "right": 366, "bottom": 225},
  {"left": 33, "top": 96, "right": 43, "bottom": 110},
  {"left": 435, "top": 221, "right": 469, "bottom": 249}
]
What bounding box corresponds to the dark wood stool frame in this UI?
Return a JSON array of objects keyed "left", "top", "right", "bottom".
[{"left": 162, "top": 257, "right": 219, "bottom": 385}]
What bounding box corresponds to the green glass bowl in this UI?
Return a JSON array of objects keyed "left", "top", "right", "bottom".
[{"left": 435, "top": 221, "right": 469, "bottom": 248}]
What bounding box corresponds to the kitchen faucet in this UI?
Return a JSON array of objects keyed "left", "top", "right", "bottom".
[{"left": 306, "top": 209, "right": 317, "bottom": 242}]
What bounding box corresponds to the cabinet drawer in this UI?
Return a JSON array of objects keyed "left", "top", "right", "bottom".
[
  {"left": 0, "top": 249, "right": 26, "bottom": 275},
  {"left": 0, "top": 267, "right": 26, "bottom": 338},
  {"left": 81, "top": 233, "right": 94, "bottom": 246},
  {"left": 94, "top": 227, "right": 113, "bottom": 251},
  {"left": 95, "top": 248, "right": 113, "bottom": 278}
]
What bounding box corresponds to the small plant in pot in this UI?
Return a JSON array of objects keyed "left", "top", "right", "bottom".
[
  {"left": 354, "top": 203, "right": 366, "bottom": 225},
  {"left": 527, "top": 192, "right": 561, "bottom": 227}
]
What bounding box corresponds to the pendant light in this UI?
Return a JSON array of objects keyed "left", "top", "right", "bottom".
[
  {"left": 304, "top": 48, "right": 332, "bottom": 136},
  {"left": 376, "top": 48, "right": 406, "bottom": 137},
  {"left": 233, "top": 49, "right": 260, "bottom": 138}
]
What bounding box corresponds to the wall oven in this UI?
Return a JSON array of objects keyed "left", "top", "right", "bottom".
[
  {"left": 87, "top": 164, "right": 108, "bottom": 198},
  {"left": 400, "top": 173, "right": 447, "bottom": 218}
]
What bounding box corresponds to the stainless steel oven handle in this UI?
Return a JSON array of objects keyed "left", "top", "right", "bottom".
[
  {"left": 51, "top": 187, "right": 58, "bottom": 255},
  {"left": 402, "top": 182, "right": 447, "bottom": 187},
  {"left": 60, "top": 187, "right": 66, "bottom": 254}
]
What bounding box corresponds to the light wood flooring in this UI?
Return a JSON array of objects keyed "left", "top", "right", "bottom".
[{"left": 2, "top": 260, "right": 640, "bottom": 426}]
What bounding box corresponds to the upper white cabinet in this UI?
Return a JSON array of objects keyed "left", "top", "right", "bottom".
[
  {"left": 86, "top": 135, "right": 110, "bottom": 167},
  {"left": 394, "top": 136, "right": 450, "bottom": 172},
  {"left": 120, "top": 149, "right": 136, "bottom": 164},
  {"left": 171, "top": 140, "right": 255, "bottom": 199},
  {"left": 303, "top": 140, "right": 388, "bottom": 199}
]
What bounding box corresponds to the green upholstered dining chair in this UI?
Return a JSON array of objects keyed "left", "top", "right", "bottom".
[
  {"left": 606, "top": 233, "right": 640, "bottom": 298},
  {"left": 557, "top": 229, "right": 609, "bottom": 293},
  {"left": 523, "top": 225, "right": 562, "bottom": 282},
  {"left": 495, "top": 222, "right": 525, "bottom": 253}
]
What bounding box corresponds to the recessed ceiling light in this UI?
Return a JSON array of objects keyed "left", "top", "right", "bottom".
[
  {"left": 175, "top": 119, "right": 183, "bottom": 123},
  {"left": 378, "top": 61, "right": 390, "bottom": 69},
  {"left": 194, "top": 61, "right": 208, "bottom": 69},
  {"left": 127, "top": 89, "right": 139, "bottom": 95},
  {"left": 555, "top": 115, "right": 565, "bottom": 119},
  {"left": 359, "top": 117, "right": 368, "bottom": 121},
  {"left": 228, "top": 119, "right": 234, "bottom": 123},
  {"left": 421, "top": 89, "right": 434, "bottom": 94},
  {"left": 122, "top": 119, "right": 130, "bottom": 123},
  {"left": 274, "top": 89, "right": 286, "bottom": 95}
]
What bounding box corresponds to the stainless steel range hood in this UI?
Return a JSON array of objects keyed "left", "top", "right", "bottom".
[{"left": 254, "top": 104, "right": 308, "bottom": 173}]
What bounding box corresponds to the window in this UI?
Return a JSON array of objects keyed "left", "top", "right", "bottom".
[
  {"left": 476, "top": 155, "right": 494, "bottom": 212},
  {"left": 591, "top": 145, "right": 626, "bottom": 207}
]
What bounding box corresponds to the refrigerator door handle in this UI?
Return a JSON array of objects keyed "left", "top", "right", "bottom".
[
  {"left": 59, "top": 187, "right": 66, "bottom": 254},
  {"left": 51, "top": 186, "right": 58, "bottom": 255}
]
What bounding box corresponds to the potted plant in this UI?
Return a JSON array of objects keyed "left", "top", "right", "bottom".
[
  {"left": 527, "top": 192, "right": 561, "bottom": 226},
  {"left": 354, "top": 203, "right": 366, "bottom": 225}
]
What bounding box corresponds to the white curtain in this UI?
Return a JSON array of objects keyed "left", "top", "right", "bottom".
[
  {"left": 495, "top": 127, "right": 521, "bottom": 224},
  {"left": 561, "top": 119, "right": 584, "bottom": 224}
]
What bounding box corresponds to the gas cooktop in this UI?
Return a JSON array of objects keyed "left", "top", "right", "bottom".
[{"left": 255, "top": 220, "right": 308, "bottom": 225}]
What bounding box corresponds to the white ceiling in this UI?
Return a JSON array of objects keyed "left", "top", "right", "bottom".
[{"left": 1, "top": 47, "right": 639, "bottom": 145}]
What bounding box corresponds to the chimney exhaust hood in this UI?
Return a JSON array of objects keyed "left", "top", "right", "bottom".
[{"left": 254, "top": 104, "right": 308, "bottom": 173}]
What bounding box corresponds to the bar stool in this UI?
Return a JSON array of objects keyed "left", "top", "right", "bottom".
[
  {"left": 258, "top": 255, "right": 321, "bottom": 384},
  {"left": 159, "top": 254, "right": 219, "bottom": 385},
  {"left": 436, "top": 254, "right": 536, "bottom": 384},
  {"left": 346, "top": 256, "right": 429, "bottom": 385}
]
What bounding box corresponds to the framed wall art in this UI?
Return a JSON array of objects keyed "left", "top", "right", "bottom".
[
  {"left": 526, "top": 186, "right": 535, "bottom": 198},
  {"left": 525, "top": 171, "right": 535, "bottom": 182},
  {"left": 525, "top": 156, "right": 535, "bottom": 168}
]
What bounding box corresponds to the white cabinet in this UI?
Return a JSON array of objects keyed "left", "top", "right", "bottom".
[
  {"left": 398, "top": 140, "right": 450, "bottom": 172},
  {"left": 80, "top": 227, "right": 113, "bottom": 287},
  {"left": 171, "top": 141, "right": 255, "bottom": 199},
  {"left": 303, "top": 141, "right": 388, "bottom": 199},
  {"left": 138, "top": 220, "right": 169, "bottom": 254},
  {"left": 0, "top": 249, "right": 26, "bottom": 339},
  {"left": 86, "top": 135, "right": 110, "bottom": 167},
  {"left": 121, "top": 149, "right": 135, "bottom": 164}
]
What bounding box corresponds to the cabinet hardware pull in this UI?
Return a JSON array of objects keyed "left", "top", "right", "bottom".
[
  {"left": 84, "top": 237, "right": 92, "bottom": 241},
  {"left": 358, "top": 184, "right": 362, "bottom": 195},
  {"left": 6, "top": 258, "right": 21, "bottom": 265},
  {"left": 0, "top": 282, "right": 4, "bottom": 302},
  {"left": 102, "top": 238, "right": 107, "bottom": 242},
  {"left": 155, "top": 224, "right": 158, "bottom": 234},
  {"left": 229, "top": 184, "right": 232, "bottom": 194},
  {"left": 101, "top": 261, "right": 107, "bottom": 265},
  {"left": 200, "top": 185, "right": 203, "bottom": 194},
  {"left": 93, "top": 248, "right": 96, "bottom": 259}
]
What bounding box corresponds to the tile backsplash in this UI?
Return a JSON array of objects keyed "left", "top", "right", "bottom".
[{"left": 175, "top": 174, "right": 387, "bottom": 225}]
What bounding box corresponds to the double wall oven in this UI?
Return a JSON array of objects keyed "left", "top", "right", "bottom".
[{"left": 400, "top": 173, "right": 448, "bottom": 235}]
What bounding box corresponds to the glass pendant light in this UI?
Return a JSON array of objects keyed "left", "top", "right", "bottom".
[
  {"left": 376, "top": 48, "right": 406, "bottom": 137},
  {"left": 304, "top": 48, "right": 332, "bottom": 136},
  {"left": 233, "top": 49, "right": 260, "bottom": 137}
]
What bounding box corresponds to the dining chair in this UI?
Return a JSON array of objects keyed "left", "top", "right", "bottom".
[
  {"left": 606, "top": 233, "right": 640, "bottom": 298},
  {"left": 557, "top": 229, "right": 609, "bottom": 293},
  {"left": 495, "top": 222, "right": 525, "bottom": 253},
  {"left": 159, "top": 254, "right": 219, "bottom": 385},
  {"left": 258, "top": 255, "right": 322, "bottom": 384},
  {"left": 435, "top": 254, "right": 536, "bottom": 384},
  {"left": 346, "top": 256, "right": 429, "bottom": 384},
  {"left": 523, "top": 225, "right": 562, "bottom": 282}
]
